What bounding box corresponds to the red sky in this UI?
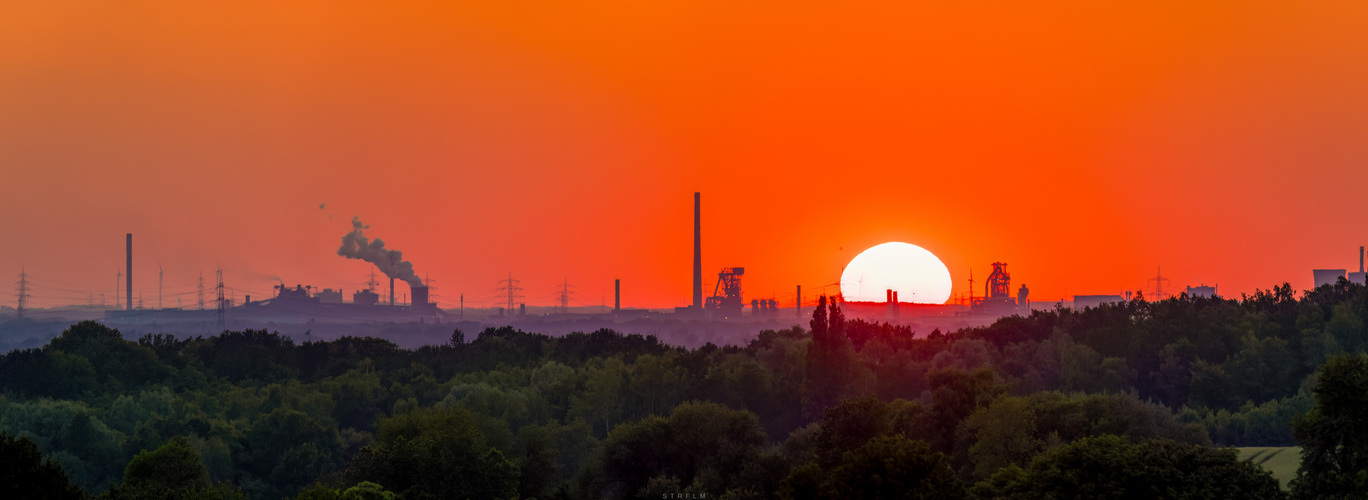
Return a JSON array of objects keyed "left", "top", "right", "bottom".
[{"left": 3, "top": 2, "right": 1366, "bottom": 309}]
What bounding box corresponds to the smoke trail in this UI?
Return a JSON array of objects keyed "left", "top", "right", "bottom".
[{"left": 337, "top": 217, "right": 422, "bottom": 286}]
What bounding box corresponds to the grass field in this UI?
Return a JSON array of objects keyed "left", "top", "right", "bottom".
[{"left": 1238, "top": 447, "right": 1302, "bottom": 490}]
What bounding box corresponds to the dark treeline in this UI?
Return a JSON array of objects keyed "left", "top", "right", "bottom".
[{"left": 1, "top": 279, "right": 1366, "bottom": 499}]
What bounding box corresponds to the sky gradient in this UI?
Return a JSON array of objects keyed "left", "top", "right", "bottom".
[{"left": 3, "top": 2, "right": 1366, "bottom": 309}]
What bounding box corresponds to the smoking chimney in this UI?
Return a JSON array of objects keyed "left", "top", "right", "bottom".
[
  {"left": 614, "top": 279, "right": 621, "bottom": 312},
  {"left": 693, "top": 192, "right": 702, "bottom": 310},
  {"left": 126, "top": 233, "right": 133, "bottom": 311},
  {"left": 1360, "top": 246, "right": 1364, "bottom": 273},
  {"left": 390, "top": 278, "right": 395, "bottom": 306}
]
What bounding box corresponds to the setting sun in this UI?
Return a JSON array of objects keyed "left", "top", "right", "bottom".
[{"left": 839, "top": 242, "right": 953, "bottom": 304}]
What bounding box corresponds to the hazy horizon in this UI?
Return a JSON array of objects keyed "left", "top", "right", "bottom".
[{"left": 4, "top": 2, "right": 1367, "bottom": 310}]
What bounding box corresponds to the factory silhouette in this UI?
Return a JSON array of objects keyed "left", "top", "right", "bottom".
[{"left": 8, "top": 192, "right": 1363, "bottom": 350}]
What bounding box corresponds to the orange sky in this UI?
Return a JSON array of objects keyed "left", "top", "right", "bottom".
[{"left": 3, "top": 2, "right": 1366, "bottom": 309}]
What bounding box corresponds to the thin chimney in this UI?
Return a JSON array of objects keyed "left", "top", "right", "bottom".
[
  {"left": 693, "top": 192, "right": 702, "bottom": 309},
  {"left": 126, "top": 233, "right": 133, "bottom": 311}
]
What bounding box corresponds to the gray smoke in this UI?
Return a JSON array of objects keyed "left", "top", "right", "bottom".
[{"left": 337, "top": 217, "right": 422, "bottom": 286}]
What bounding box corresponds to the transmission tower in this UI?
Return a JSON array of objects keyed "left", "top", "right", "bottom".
[
  {"left": 557, "top": 278, "right": 576, "bottom": 313},
  {"left": 116, "top": 271, "right": 122, "bottom": 310},
  {"left": 215, "top": 268, "right": 225, "bottom": 330},
  {"left": 158, "top": 264, "right": 163, "bottom": 310},
  {"left": 16, "top": 267, "right": 30, "bottom": 319},
  {"left": 366, "top": 267, "right": 380, "bottom": 292},
  {"left": 496, "top": 272, "right": 523, "bottom": 314},
  {"left": 1147, "top": 267, "right": 1172, "bottom": 300},
  {"left": 966, "top": 269, "right": 976, "bottom": 307},
  {"left": 197, "top": 272, "right": 206, "bottom": 310},
  {"left": 424, "top": 272, "right": 438, "bottom": 304}
]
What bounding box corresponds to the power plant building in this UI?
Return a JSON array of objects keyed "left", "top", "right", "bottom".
[
  {"left": 1185, "top": 285, "right": 1216, "bottom": 298},
  {"left": 1351, "top": 246, "right": 1367, "bottom": 285},
  {"left": 1313, "top": 269, "right": 1346, "bottom": 288},
  {"left": 971, "top": 262, "right": 1019, "bottom": 316},
  {"left": 1074, "top": 295, "right": 1124, "bottom": 310},
  {"left": 316, "top": 288, "right": 344, "bottom": 303}
]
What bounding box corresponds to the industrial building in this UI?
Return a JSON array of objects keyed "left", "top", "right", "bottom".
[
  {"left": 1185, "top": 285, "right": 1216, "bottom": 298},
  {"left": 1351, "top": 246, "right": 1367, "bottom": 285},
  {"left": 971, "top": 262, "right": 1026, "bottom": 316},
  {"left": 1312, "top": 246, "right": 1365, "bottom": 287},
  {"left": 673, "top": 192, "right": 752, "bottom": 319},
  {"left": 1313, "top": 269, "right": 1346, "bottom": 288},
  {"left": 1073, "top": 295, "right": 1124, "bottom": 310},
  {"left": 103, "top": 232, "right": 440, "bottom": 326},
  {"left": 705, "top": 267, "right": 746, "bottom": 317}
]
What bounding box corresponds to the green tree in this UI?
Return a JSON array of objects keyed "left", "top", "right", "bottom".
[
  {"left": 961, "top": 397, "right": 1041, "bottom": 481},
  {"left": 240, "top": 408, "right": 343, "bottom": 498},
  {"left": 975, "top": 435, "right": 1284, "bottom": 499},
  {"left": 803, "top": 296, "right": 863, "bottom": 419},
  {"left": 1291, "top": 352, "right": 1368, "bottom": 498},
  {"left": 296, "top": 481, "right": 397, "bottom": 500},
  {"left": 589, "top": 401, "right": 767, "bottom": 499},
  {"left": 345, "top": 406, "right": 517, "bottom": 500},
  {"left": 0, "top": 431, "right": 86, "bottom": 500},
  {"left": 825, "top": 436, "right": 966, "bottom": 500},
  {"left": 811, "top": 396, "right": 889, "bottom": 467},
  {"left": 105, "top": 436, "right": 244, "bottom": 500},
  {"left": 927, "top": 367, "right": 1004, "bottom": 453}
]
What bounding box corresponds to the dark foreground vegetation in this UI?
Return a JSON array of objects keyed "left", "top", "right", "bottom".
[{"left": 2, "top": 279, "right": 1367, "bottom": 499}]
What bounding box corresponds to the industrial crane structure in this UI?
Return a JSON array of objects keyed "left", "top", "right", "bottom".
[{"left": 705, "top": 267, "right": 745, "bottom": 318}]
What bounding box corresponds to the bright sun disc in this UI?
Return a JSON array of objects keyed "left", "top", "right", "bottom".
[{"left": 840, "top": 242, "right": 953, "bottom": 304}]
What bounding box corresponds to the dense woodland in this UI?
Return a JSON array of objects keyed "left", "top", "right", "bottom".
[{"left": 2, "top": 279, "right": 1367, "bottom": 499}]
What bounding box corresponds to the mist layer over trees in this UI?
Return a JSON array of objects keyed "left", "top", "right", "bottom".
[{"left": 1, "top": 278, "right": 1366, "bottom": 498}]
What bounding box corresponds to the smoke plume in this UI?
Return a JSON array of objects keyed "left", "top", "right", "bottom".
[{"left": 337, "top": 217, "right": 422, "bottom": 286}]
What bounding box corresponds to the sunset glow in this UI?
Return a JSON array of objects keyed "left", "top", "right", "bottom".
[
  {"left": 840, "top": 243, "right": 953, "bottom": 304},
  {"left": 2, "top": 2, "right": 1366, "bottom": 309}
]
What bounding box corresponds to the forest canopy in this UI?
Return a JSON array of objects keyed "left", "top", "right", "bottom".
[{"left": 1, "top": 278, "right": 1365, "bottom": 498}]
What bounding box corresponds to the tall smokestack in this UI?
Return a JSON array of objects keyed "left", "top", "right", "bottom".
[
  {"left": 614, "top": 279, "right": 621, "bottom": 311},
  {"left": 1360, "top": 246, "right": 1364, "bottom": 273},
  {"left": 126, "top": 233, "right": 133, "bottom": 311},
  {"left": 390, "top": 278, "right": 395, "bottom": 306},
  {"left": 693, "top": 192, "right": 702, "bottom": 309}
]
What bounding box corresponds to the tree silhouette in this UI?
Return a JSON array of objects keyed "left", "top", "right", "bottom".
[
  {"left": 1292, "top": 352, "right": 1368, "bottom": 498},
  {"left": 0, "top": 432, "right": 85, "bottom": 500}
]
